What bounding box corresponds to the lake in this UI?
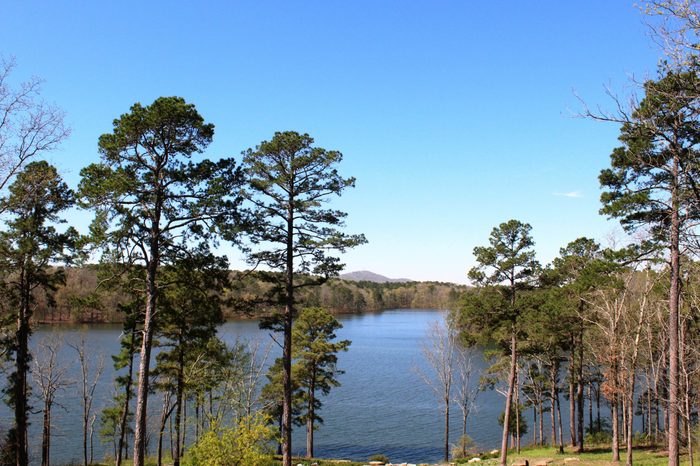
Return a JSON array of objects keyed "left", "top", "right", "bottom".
[{"left": 4, "top": 309, "right": 563, "bottom": 464}]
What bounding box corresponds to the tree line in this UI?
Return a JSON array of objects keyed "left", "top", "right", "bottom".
[
  {"left": 30, "top": 267, "right": 464, "bottom": 323},
  {"left": 444, "top": 3, "right": 700, "bottom": 465},
  {"left": 6, "top": 2, "right": 700, "bottom": 466}
]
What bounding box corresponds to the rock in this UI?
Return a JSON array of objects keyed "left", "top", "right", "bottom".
[
  {"left": 534, "top": 460, "right": 552, "bottom": 466},
  {"left": 512, "top": 461, "right": 529, "bottom": 466},
  {"left": 564, "top": 458, "right": 580, "bottom": 464},
  {"left": 490, "top": 449, "right": 500, "bottom": 455},
  {"left": 468, "top": 458, "right": 482, "bottom": 463}
]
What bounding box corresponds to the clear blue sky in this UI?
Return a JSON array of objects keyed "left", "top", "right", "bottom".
[{"left": 2, "top": 1, "right": 662, "bottom": 284}]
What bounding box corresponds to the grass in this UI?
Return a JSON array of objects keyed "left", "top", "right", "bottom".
[
  {"left": 88, "top": 457, "right": 368, "bottom": 466},
  {"left": 453, "top": 445, "right": 699, "bottom": 465},
  {"left": 73, "top": 446, "right": 700, "bottom": 466}
]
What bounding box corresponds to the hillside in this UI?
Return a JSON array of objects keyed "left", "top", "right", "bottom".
[
  {"left": 33, "top": 266, "right": 468, "bottom": 323},
  {"left": 339, "top": 270, "right": 412, "bottom": 283}
]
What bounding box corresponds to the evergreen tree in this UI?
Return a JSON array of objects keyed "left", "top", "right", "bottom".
[
  {"left": 292, "top": 307, "right": 350, "bottom": 458},
  {"left": 550, "top": 237, "right": 604, "bottom": 453},
  {"left": 242, "top": 131, "right": 365, "bottom": 466},
  {"left": 78, "top": 97, "right": 245, "bottom": 466},
  {"left": 0, "top": 161, "right": 75, "bottom": 466},
  {"left": 465, "top": 219, "right": 539, "bottom": 466},
  {"left": 155, "top": 249, "right": 229, "bottom": 466},
  {"left": 598, "top": 70, "right": 700, "bottom": 466}
]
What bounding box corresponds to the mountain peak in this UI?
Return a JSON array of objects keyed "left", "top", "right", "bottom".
[{"left": 339, "top": 270, "right": 412, "bottom": 283}]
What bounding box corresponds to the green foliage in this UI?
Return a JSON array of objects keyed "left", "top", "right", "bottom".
[
  {"left": 293, "top": 307, "right": 350, "bottom": 427},
  {"left": 241, "top": 131, "right": 367, "bottom": 325},
  {"left": 0, "top": 161, "right": 76, "bottom": 462},
  {"left": 497, "top": 405, "right": 528, "bottom": 438},
  {"left": 461, "top": 220, "right": 540, "bottom": 347},
  {"left": 0, "top": 160, "right": 77, "bottom": 302},
  {"left": 368, "top": 453, "right": 390, "bottom": 462},
  {"left": 78, "top": 95, "right": 245, "bottom": 283},
  {"left": 599, "top": 71, "right": 700, "bottom": 238},
  {"left": 468, "top": 219, "right": 539, "bottom": 294},
  {"left": 261, "top": 308, "right": 349, "bottom": 432},
  {"left": 260, "top": 356, "right": 303, "bottom": 425},
  {"left": 99, "top": 404, "right": 123, "bottom": 456},
  {"left": 182, "top": 414, "right": 276, "bottom": 466},
  {"left": 154, "top": 250, "right": 230, "bottom": 394}
]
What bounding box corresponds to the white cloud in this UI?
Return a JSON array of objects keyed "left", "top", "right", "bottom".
[{"left": 553, "top": 190, "right": 583, "bottom": 198}]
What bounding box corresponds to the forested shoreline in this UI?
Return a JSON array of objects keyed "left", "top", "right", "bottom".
[
  {"left": 34, "top": 266, "right": 465, "bottom": 323},
  {"left": 5, "top": 2, "right": 700, "bottom": 466}
]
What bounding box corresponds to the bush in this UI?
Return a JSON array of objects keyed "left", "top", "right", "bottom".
[
  {"left": 585, "top": 430, "right": 612, "bottom": 445},
  {"left": 368, "top": 453, "right": 390, "bottom": 463},
  {"left": 451, "top": 434, "right": 477, "bottom": 460},
  {"left": 183, "top": 414, "right": 276, "bottom": 466}
]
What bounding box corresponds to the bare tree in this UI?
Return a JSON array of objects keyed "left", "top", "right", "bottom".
[
  {"left": 0, "top": 56, "right": 69, "bottom": 203},
  {"left": 416, "top": 318, "right": 456, "bottom": 462},
  {"left": 584, "top": 264, "right": 660, "bottom": 465},
  {"left": 452, "top": 341, "right": 479, "bottom": 457},
  {"left": 71, "top": 336, "right": 105, "bottom": 466},
  {"left": 216, "top": 337, "right": 272, "bottom": 422},
  {"left": 644, "top": 1, "right": 700, "bottom": 71},
  {"left": 33, "top": 335, "right": 71, "bottom": 466},
  {"left": 239, "top": 338, "right": 272, "bottom": 419}
]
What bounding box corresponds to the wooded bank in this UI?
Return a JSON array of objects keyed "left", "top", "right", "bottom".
[{"left": 34, "top": 266, "right": 465, "bottom": 323}]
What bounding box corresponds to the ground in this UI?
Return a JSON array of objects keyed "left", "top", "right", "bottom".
[
  {"left": 456, "top": 446, "right": 697, "bottom": 466},
  {"left": 85, "top": 447, "right": 697, "bottom": 466}
]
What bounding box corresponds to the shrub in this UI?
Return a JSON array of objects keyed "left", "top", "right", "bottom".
[
  {"left": 183, "top": 413, "right": 276, "bottom": 466},
  {"left": 451, "top": 434, "right": 477, "bottom": 460},
  {"left": 585, "top": 430, "right": 612, "bottom": 445},
  {"left": 368, "top": 453, "right": 390, "bottom": 463}
]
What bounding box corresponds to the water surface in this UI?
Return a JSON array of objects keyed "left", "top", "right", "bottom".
[{"left": 3, "top": 309, "right": 549, "bottom": 464}]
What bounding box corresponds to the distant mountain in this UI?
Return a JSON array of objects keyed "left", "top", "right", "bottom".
[{"left": 339, "top": 270, "right": 412, "bottom": 283}]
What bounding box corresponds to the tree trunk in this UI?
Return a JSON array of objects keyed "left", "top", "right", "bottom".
[
  {"left": 282, "top": 201, "right": 295, "bottom": 466},
  {"left": 195, "top": 398, "right": 200, "bottom": 442},
  {"left": 83, "top": 391, "right": 88, "bottom": 466},
  {"left": 550, "top": 363, "right": 557, "bottom": 448},
  {"left": 41, "top": 400, "right": 51, "bottom": 466},
  {"left": 515, "top": 369, "right": 521, "bottom": 453},
  {"left": 647, "top": 378, "right": 652, "bottom": 440},
  {"left": 668, "top": 150, "right": 680, "bottom": 466},
  {"left": 556, "top": 388, "right": 564, "bottom": 454},
  {"left": 688, "top": 389, "right": 695, "bottom": 466},
  {"left": 156, "top": 393, "right": 171, "bottom": 466},
  {"left": 569, "top": 343, "right": 577, "bottom": 448},
  {"left": 588, "top": 382, "right": 593, "bottom": 435},
  {"left": 133, "top": 256, "right": 159, "bottom": 466},
  {"left": 174, "top": 345, "right": 185, "bottom": 466},
  {"left": 460, "top": 410, "right": 467, "bottom": 457},
  {"left": 576, "top": 325, "right": 585, "bottom": 453},
  {"left": 116, "top": 331, "right": 135, "bottom": 466},
  {"left": 15, "top": 280, "right": 30, "bottom": 466},
  {"left": 444, "top": 395, "right": 450, "bottom": 462},
  {"left": 539, "top": 399, "right": 544, "bottom": 446},
  {"left": 626, "top": 382, "right": 636, "bottom": 466},
  {"left": 499, "top": 329, "right": 517, "bottom": 466},
  {"left": 306, "top": 377, "right": 315, "bottom": 459},
  {"left": 622, "top": 398, "right": 627, "bottom": 446},
  {"left": 182, "top": 397, "right": 187, "bottom": 451},
  {"left": 612, "top": 396, "right": 620, "bottom": 462}
]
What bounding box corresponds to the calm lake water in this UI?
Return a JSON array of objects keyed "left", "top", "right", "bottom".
[{"left": 4, "top": 309, "right": 566, "bottom": 464}]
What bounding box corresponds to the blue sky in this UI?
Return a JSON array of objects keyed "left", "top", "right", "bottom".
[{"left": 2, "top": 1, "right": 663, "bottom": 283}]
